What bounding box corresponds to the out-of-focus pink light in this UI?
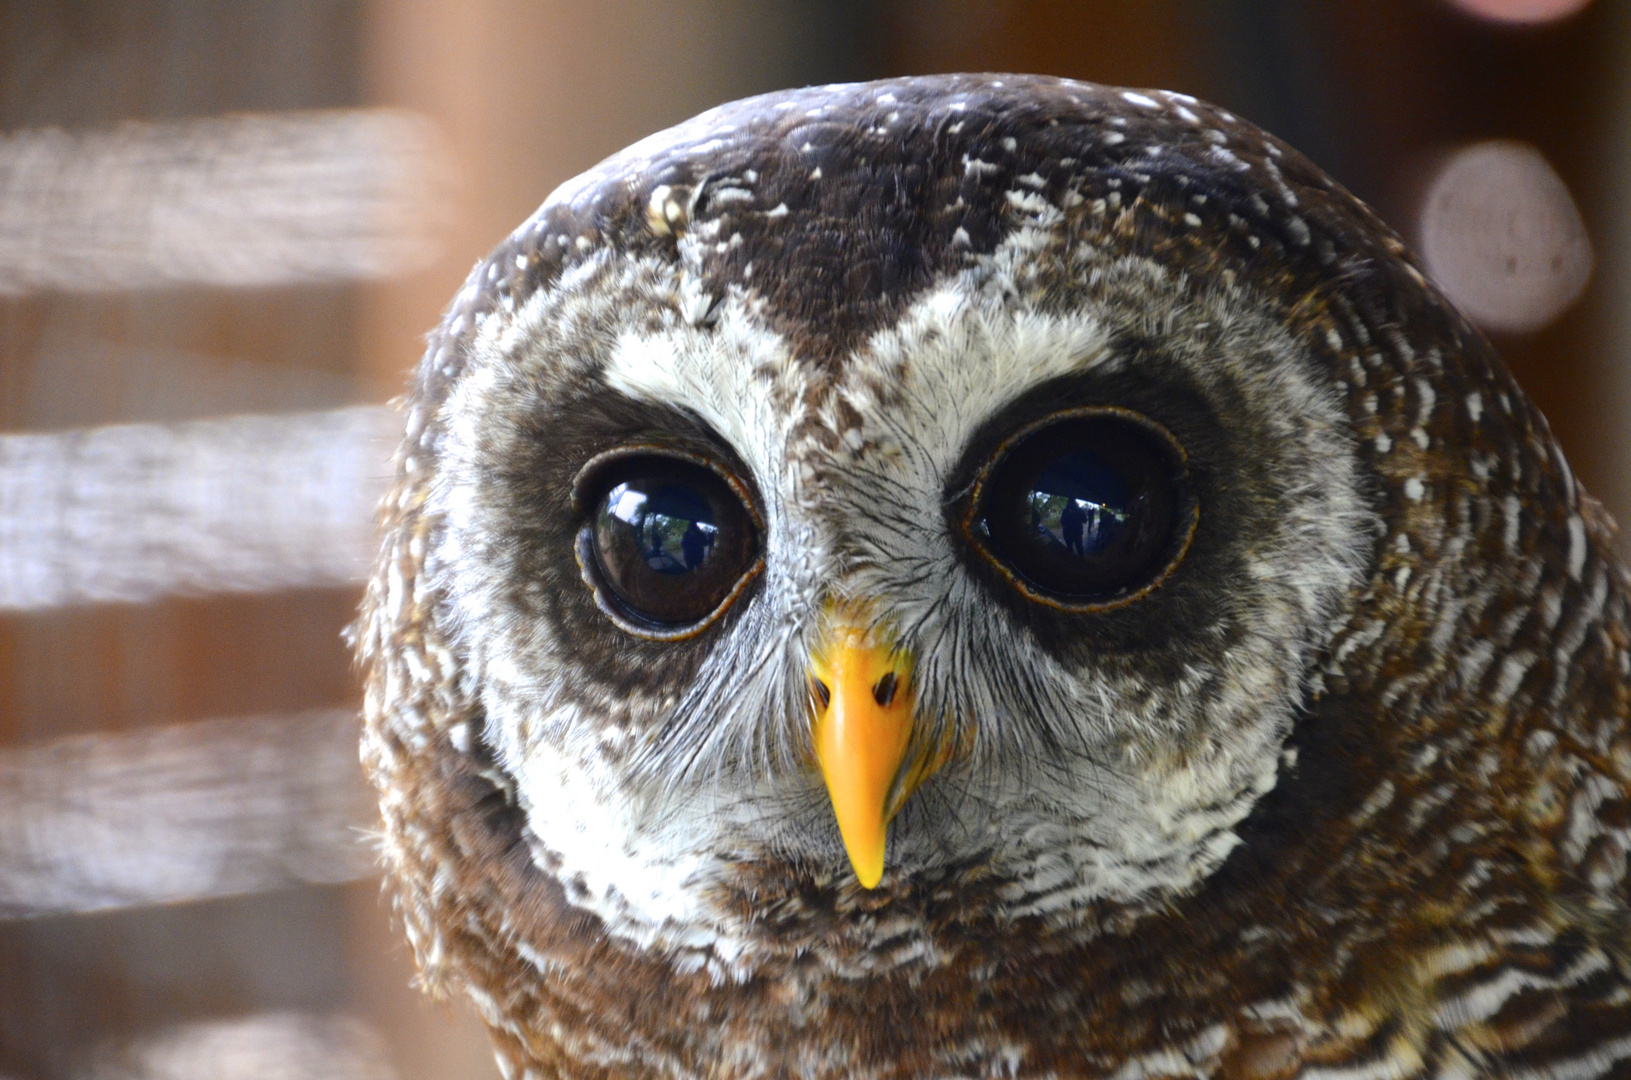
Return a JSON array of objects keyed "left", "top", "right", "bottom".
[
  {"left": 1445, "top": 0, "right": 1593, "bottom": 24},
  {"left": 1417, "top": 140, "right": 1593, "bottom": 334}
]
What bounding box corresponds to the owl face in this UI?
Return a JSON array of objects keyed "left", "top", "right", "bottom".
[{"left": 419, "top": 77, "right": 1378, "bottom": 967}]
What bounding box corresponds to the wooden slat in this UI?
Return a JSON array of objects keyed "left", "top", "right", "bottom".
[
  {"left": 0, "top": 710, "right": 375, "bottom": 918},
  {"left": 82, "top": 1012, "right": 396, "bottom": 1080},
  {"left": 0, "top": 109, "right": 450, "bottom": 296},
  {"left": 0, "top": 405, "right": 397, "bottom": 610}
]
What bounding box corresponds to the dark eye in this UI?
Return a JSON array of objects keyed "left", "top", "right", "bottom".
[
  {"left": 966, "top": 409, "right": 1194, "bottom": 608},
  {"left": 577, "top": 452, "right": 761, "bottom": 635}
]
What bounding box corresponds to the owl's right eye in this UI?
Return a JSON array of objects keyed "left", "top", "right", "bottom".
[{"left": 574, "top": 452, "right": 762, "bottom": 638}]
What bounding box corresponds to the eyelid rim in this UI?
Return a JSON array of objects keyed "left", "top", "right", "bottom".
[
  {"left": 571, "top": 441, "right": 765, "bottom": 642},
  {"left": 570, "top": 440, "right": 765, "bottom": 528},
  {"left": 958, "top": 404, "right": 1199, "bottom": 614}
]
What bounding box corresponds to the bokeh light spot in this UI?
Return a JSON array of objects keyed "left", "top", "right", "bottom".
[
  {"left": 1445, "top": 0, "right": 1594, "bottom": 24},
  {"left": 1418, "top": 140, "right": 1593, "bottom": 334}
]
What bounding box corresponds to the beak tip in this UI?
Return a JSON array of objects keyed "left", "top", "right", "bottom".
[{"left": 838, "top": 829, "right": 886, "bottom": 889}]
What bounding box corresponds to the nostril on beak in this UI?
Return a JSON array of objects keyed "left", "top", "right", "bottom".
[
  {"left": 872, "top": 671, "right": 898, "bottom": 708},
  {"left": 811, "top": 676, "right": 832, "bottom": 711}
]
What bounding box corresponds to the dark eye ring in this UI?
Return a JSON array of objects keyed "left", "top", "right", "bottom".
[
  {"left": 959, "top": 406, "right": 1197, "bottom": 612},
  {"left": 572, "top": 444, "right": 764, "bottom": 641}
]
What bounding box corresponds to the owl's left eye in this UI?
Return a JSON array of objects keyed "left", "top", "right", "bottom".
[
  {"left": 962, "top": 407, "right": 1196, "bottom": 610},
  {"left": 574, "top": 450, "right": 762, "bottom": 638}
]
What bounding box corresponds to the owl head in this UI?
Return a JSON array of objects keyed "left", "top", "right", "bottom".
[{"left": 360, "top": 75, "right": 1606, "bottom": 993}]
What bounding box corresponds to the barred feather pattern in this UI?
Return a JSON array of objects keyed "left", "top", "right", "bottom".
[{"left": 358, "top": 75, "right": 1631, "bottom": 1080}]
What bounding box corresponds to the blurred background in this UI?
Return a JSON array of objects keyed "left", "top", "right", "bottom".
[{"left": 0, "top": 1, "right": 1626, "bottom": 1078}]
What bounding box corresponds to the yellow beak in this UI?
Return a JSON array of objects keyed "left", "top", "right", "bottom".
[{"left": 808, "top": 611, "right": 927, "bottom": 889}]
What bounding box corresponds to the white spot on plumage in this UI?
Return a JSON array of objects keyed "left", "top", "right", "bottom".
[{"left": 1568, "top": 515, "right": 1587, "bottom": 580}]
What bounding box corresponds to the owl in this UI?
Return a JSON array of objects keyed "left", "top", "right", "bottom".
[{"left": 357, "top": 75, "right": 1631, "bottom": 1080}]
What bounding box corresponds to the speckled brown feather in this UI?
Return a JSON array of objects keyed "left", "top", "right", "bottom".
[{"left": 359, "top": 75, "right": 1631, "bottom": 1079}]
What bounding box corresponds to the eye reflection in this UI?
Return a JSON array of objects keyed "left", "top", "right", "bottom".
[
  {"left": 582, "top": 453, "right": 760, "bottom": 631},
  {"left": 965, "top": 409, "right": 1192, "bottom": 607},
  {"left": 604, "top": 483, "right": 719, "bottom": 574},
  {"left": 1026, "top": 450, "right": 1131, "bottom": 557}
]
